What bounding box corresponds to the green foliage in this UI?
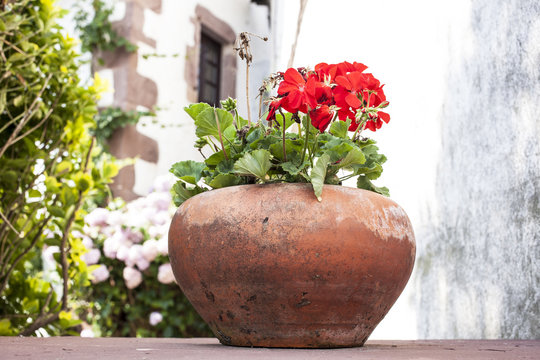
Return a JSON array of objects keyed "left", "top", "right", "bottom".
[
  {"left": 74, "top": 0, "right": 137, "bottom": 54},
  {"left": 0, "top": 0, "right": 117, "bottom": 336},
  {"left": 170, "top": 101, "right": 389, "bottom": 205},
  {"left": 92, "top": 107, "right": 155, "bottom": 146}
]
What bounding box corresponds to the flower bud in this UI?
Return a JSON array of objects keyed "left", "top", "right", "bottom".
[{"left": 220, "top": 97, "right": 237, "bottom": 111}]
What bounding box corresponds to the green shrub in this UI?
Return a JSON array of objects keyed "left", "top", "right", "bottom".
[{"left": 0, "top": 0, "right": 117, "bottom": 335}]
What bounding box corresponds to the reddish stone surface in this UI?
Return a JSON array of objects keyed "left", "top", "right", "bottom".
[
  {"left": 168, "top": 184, "right": 416, "bottom": 348},
  {"left": 1, "top": 337, "right": 538, "bottom": 359}
]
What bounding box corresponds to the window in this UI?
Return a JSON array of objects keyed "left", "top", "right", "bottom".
[{"left": 198, "top": 32, "right": 222, "bottom": 107}]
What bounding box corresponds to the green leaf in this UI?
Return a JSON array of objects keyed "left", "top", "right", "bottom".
[
  {"left": 75, "top": 173, "right": 93, "bottom": 192},
  {"left": 233, "top": 149, "right": 272, "bottom": 181},
  {"left": 22, "top": 297, "right": 40, "bottom": 314},
  {"left": 184, "top": 103, "right": 212, "bottom": 121},
  {"left": 171, "top": 181, "right": 205, "bottom": 206},
  {"left": 170, "top": 160, "right": 206, "bottom": 185},
  {"left": 274, "top": 111, "right": 295, "bottom": 131},
  {"left": 194, "top": 108, "right": 233, "bottom": 139},
  {"left": 222, "top": 125, "right": 237, "bottom": 142},
  {"left": 335, "top": 148, "right": 366, "bottom": 169},
  {"left": 205, "top": 151, "right": 225, "bottom": 167},
  {"left": 269, "top": 139, "right": 304, "bottom": 161},
  {"left": 281, "top": 160, "right": 309, "bottom": 176},
  {"left": 28, "top": 189, "right": 41, "bottom": 198},
  {"left": 0, "top": 319, "right": 12, "bottom": 336},
  {"left": 246, "top": 127, "right": 264, "bottom": 147},
  {"left": 310, "top": 153, "right": 331, "bottom": 201},
  {"left": 236, "top": 116, "right": 249, "bottom": 128},
  {"left": 56, "top": 160, "right": 73, "bottom": 174},
  {"left": 13, "top": 94, "right": 24, "bottom": 107},
  {"left": 329, "top": 119, "right": 351, "bottom": 138},
  {"left": 102, "top": 162, "right": 119, "bottom": 179},
  {"left": 48, "top": 206, "right": 66, "bottom": 218},
  {"left": 357, "top": 176, "right": 390, "bottom": 196},
  {"left": 216, "top": 159, "right": 235, "bottom": 174},
  {"left": 208, "top": 174, "right": 242, "bottom": 189}
]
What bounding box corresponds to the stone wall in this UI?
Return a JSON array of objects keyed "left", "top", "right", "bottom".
[{"left": 414, "top": 0, "right": 540, "bottom": 339}]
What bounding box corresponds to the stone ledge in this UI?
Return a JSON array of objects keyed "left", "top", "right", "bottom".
[{"left": 1, "top": 337, "right": 538, "bottom": 359}]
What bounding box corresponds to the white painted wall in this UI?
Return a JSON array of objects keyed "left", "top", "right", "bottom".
[{"left": 134, "top": 0, "right": 270, "bottom": 194}]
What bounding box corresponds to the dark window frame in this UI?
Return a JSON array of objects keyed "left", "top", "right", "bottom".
[{"left": 198, "top": 31, "right": 222, "bottom": 107}]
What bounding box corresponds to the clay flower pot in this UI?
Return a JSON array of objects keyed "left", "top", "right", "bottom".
[{"left": 168, "top": 183, "right": 415, "bottom": 348}]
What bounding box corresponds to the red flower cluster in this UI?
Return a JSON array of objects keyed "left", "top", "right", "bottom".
[{"left": 267, "top": 61, "right": 390, "bottom": 132}]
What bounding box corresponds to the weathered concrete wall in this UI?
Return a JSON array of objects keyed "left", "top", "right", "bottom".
[
  {"left": 414, "top": 0, "right": 540, "bottom": 339},
  {"left": 276, "top": 0, "right": 540, "bottom": 339}
]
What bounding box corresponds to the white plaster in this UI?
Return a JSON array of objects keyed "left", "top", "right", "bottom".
[
  {"left": 109, "top": 1, "right": 126, "bottom": 22},
  {"left": 133, "top": 158, "right": 158, "bottom": 196},
  {"left": 96, "top": 69, "right": 114, "bottom": 107}
]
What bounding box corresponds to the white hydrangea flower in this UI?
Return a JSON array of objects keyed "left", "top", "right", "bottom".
[
  {"left": 106, "top": 210, "right": 125, "bottom": 227},
  {"left": 126, "top": 244, "right": 144, "bottom": 267},
  {"left": 82, "top": 248, "right": 101, "bottom": 265},
  {"left": 149, "top": 311, "right": 163, "bottom": 326},
  {"left": 103, "top": 229, "right": 131, "bottom": 259},
  {"left": 156, "top": 236, "right": 168, "bottom": 255},
  {"left": 136, "top": 257, "right": 150, "bottom": 271},
  {"left": 157, "top": 263, "right": 175, "bottom": 284},
  {"left": 123, "top": 267, "right": 143, "bottom": 289},
  {"left": 151, "top": 210, "right": 170, "bottom": 226},
  {"left": 85, "top": 208, "right": 109, "bottom": 227},
  {"left": 142, "top": 239, "right": 159, "bottom": 262},
  {"left": 80, "top": 328, "right": 95, "bottom": 337},
  {"left": 91, "top": 264, "right": 110, "bottom": 284},
  {"left": 147, "top": 192, "right": 171, "bottom": 211},
  {"left": 116, "top": 244, "right": 131, "bottom": 262}
]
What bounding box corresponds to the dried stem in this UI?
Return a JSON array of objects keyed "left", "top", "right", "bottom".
[
  {"left": 287, "top": 0, "right": 309, "bottom": 68},
  {"left": 234, "top": 32, "right": 268, "bottom": 126}
]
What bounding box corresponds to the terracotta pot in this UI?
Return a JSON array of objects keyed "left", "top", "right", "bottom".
[{"left": 168, "top": 183, "right": 415, "bottom": 348}]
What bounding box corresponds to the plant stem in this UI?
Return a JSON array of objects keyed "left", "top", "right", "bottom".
[
  {"left": 214, "top": 109, "right": 229, "bottom": 160},
  {"left": 279, "top": 109, "right": 287, "bottom": 162},
  {"left": 0, "top": 73, "right": 52, "bottom": 159},
  {"left": 300, "top": 113, "right": 311, "bottom": 165},
  {"left": 245, "top": 63, "right": 251, "bottom": 126}
]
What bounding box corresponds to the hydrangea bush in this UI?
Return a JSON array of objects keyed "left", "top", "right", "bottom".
[{"left": 77, "top": 176, "right": 211, "bottom": 337}]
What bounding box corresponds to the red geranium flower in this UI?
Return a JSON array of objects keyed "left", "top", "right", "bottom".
[
  {"left": 309, "top": 105, "right": 334, "bottom": 132},
  {"left": 335, "top": 61, "right": 368, "bottom": 77},
  {"left": 365, "top": 111, "right": 390, "bottom": 131},
  {"left": 277, "top": 68, "right": 318, "bottom": 113},
  {"left": 266, "top": 97, "right": 284, "bottom": 122}
]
